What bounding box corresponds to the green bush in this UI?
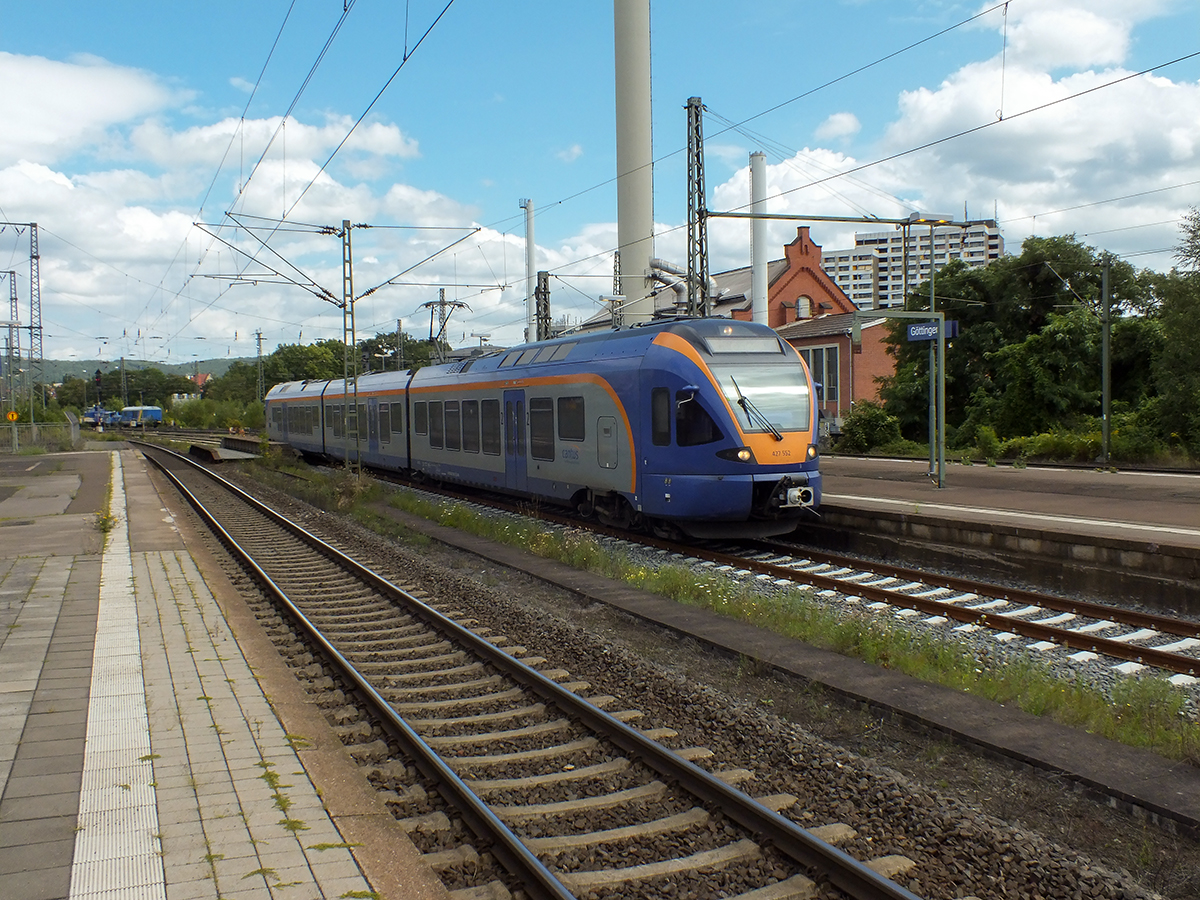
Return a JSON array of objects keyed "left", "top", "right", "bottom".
[
  {"left": 975, "top": 425, "right": 1000, "bottom": 460},
  {"left": 837, "top": 401, "right": 902, "bottom": 453}
]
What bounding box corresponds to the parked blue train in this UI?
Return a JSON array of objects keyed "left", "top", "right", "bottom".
[{"left": 265, "top": 318, "right": 821, "bottom": 539}]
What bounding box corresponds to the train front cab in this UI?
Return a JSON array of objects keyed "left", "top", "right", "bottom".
[{"left": 639, "top": 322, "right": 821, "bottom": 539}]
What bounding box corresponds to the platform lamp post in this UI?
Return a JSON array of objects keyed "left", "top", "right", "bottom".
[{"left": 907, "top": 213, "right": 953, "bottom": 477}]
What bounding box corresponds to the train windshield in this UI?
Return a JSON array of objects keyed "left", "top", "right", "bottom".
[{"left": 709, "top": 363, "right": 811, "bottom": 433}]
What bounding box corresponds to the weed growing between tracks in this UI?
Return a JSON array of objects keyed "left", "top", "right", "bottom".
[{"left": 246, "top": 460, "right": 1200, "bottom": 765}]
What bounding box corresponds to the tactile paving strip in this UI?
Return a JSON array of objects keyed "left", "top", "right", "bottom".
[{"left": 69, "top": 451, "right": 167, "bottom": 900}]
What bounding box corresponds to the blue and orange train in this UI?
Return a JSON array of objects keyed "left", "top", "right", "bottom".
[{"left": 265, "top": 318, "right": 821, "bottom": 539}]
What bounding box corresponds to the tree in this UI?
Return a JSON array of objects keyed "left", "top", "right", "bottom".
[
  {"left": 1176, "top": 207, "right": 1200, "bottom": 271},
  {"left": 878, "top": 234, "right": 1154, "bottom": 443},
  {"left": 1151, "top": 270, "right": 1200, "bottom": 455},
  {"left": 203, "top": 361, "right": 260, "bottom": 404}
]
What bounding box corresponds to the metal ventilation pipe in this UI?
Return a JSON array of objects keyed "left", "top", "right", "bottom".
[
  {"left": 520, "top": 199, "right": 536, "bottom": 342},
  {"left": 750, "top": 152, "right": 768, "bottom": 325},
  {"left": 614, "top": 0, "right": 654, "bottom": 327}
]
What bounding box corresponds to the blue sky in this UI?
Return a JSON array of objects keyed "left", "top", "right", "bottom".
[{"left": 1, "top": 0, "right": 1197, "bottom": 365}]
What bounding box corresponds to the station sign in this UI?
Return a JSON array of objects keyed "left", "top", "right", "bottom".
[{"left": 906, "top": 320, "right": 958, "bottom": 341}]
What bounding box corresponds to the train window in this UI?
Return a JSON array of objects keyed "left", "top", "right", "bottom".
[
  {"left": 332, "top": 404, "right": 343, "bottom": 439},
  {"left": 481, "top": 399, "right": 501, "bottom": 455},
  {"left": 703, "top": 336, "right": 783, "bottom": 355},
  {"left": 557, "top": 396, "right": 585, "bottom": 441},
  {"left": 534, "top": 346, "right": 557, "bottom": 363},
  {"left": 516, "top": 348, "right": 540, "bottom": 365},
  {"left": 676, "top": 392, "right": 723, "bottom": 446},
  {"left": 379, "top": 404, "right": 390, "bottom": 443},
  {"left": 325, "top": 405, "right": 334, "bottom": 431},
  {"left": 445, "top": 401, "right": 461, "bottom": 451},
  {"left": 498, "top": 351, "right": 521, "bottom": 368},
  {"left": 549, "top": 342, "right": 576, "bottom": 361},
  {"left": 712, "top": 363, "right": 812, "bottom": 432},
  {"left": 391, "top": 404, "right": 404, "bottom": 434},
  {"left": 651, "top": 388, "right": 671, "bottom": 445},
  {"left": 530, "top": 397, "right": 554, "bottom": 460},
  {"left": 358, "top": 404, "right": 368, "bottom": 441},
  {"left": 462, "top": 400, "right": 480, "bottom": 453},
  {"left": 413, "top": 402, "right": 428, "bottom": 435},
  {"left": 429, "top": 401, "right": 443, "bottom": 448}
]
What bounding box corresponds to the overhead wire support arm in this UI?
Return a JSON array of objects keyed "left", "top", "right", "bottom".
[{"left": 192, "top": 223, "right": 338, "bottom": 304}]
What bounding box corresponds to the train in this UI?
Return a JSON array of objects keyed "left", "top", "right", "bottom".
[{"left": 264, "top": 318, "right": 821, "bottom": 539}]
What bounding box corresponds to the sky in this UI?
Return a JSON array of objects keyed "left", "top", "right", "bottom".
[{"left": 1, "top": 0, "right": 1198, "bottom": 369}]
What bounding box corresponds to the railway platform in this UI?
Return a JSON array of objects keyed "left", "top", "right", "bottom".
[
  {"left": 819, "top": 456, "right": 1200, "bottom": 547},
  {"left": 0, "top": 448, "right": 446, "bottom": 900},
  {"left": 815, "top": 456, "right": 1200, "bottom": 613}
]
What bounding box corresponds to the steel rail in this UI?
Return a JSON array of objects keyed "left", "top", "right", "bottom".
[
  {"left": 758, "top": 539, "right": 1200, "bottom": 640},
  {"left": 142, "top": 443, "right": 926, "bottom": 900},
  {"left": 144, "top": 451, "right": 575, "bottom": 900}
]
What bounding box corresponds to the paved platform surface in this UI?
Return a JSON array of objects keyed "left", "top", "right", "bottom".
[
  {"left": 0, "top": 449, "right": 446, "bottom": 900},
  {"left": 821, "top": 456, "right": 1200, "bottom": 549}
]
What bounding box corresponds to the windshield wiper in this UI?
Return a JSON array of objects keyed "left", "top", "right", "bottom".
[{"left": 729, "top": 375, "right": 783, "bottom": 441}]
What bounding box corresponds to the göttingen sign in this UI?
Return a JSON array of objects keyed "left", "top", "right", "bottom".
[{"left": 907, "top": 320, "right": 958, "bottom": 341}]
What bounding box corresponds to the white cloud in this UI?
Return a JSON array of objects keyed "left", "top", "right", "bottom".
[
  {"left": 229, "top": 76, "right": 255, "bottom": 94},
  {"left": 815, "top": 112, "right": 861, "bottom": 142},
  {"left": 557, "top": 143, "right": 584, "bottom": 163},
  {"left": 0, "top": 52, "right": 178, "bottom": 166}
]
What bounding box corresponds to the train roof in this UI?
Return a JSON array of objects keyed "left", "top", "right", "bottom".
[
  {"left": 413, "top": 317, "right": 788, "bottom": 381},
  {"left": 265, "top": 318, "right": 792, "bottom": 399}
]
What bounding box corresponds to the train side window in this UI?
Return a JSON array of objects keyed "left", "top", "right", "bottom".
[
  {"left": 332, "top": 404, "right": 343, "bottom": 439},
  {"left": 429, "top": 401, "right": 443, "bottom": 448},
  {"left": 516, "top": 348, "right": 540, "bottom": 365},
  {"left": 676, "top": 392, "right": 722, "bottom": 446},
  {"left": 324, "top": 404, "right": 333, "bottom": 431},
  {"left": 557, "top": 396, "right": 585, "bottom": 441},
  {"left": 481, "top": 399, "right": 501, "bottom": 455},
  {"left": 498, "top": 351, "right": 521, "bottom": 368},
  {"left": 379, "top": 403, "right": 390, "bottom": 443},
  {"left": 391, "top": 403, "right": 404, "bottom": 435},
  {"left": 445, "top": 401, "right": 461, "bottom": 451},
  {"left": 549, "top": 342, "right": 576, "bottom": 361},
  {"left": 529, "top": 397, "right": 554, "bottom": 460},
  {"left": 462, "top": 400, "right": 480, "bottom": 452},
  {"left": 413, "top": 402, "right": 428, "bottom": 435},
  {"left": 358, "top": 404, "right": 368, "bottom": 441},
  {"left": 651, "top": 388, "right": 670, "bottom": 445}
]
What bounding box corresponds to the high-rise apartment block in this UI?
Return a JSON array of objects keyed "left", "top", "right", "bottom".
[{"left": 821, "top": 221, "right": 1004, "bottom": 308}]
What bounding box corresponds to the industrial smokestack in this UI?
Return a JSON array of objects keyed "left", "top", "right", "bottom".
[
  {"left": 520, "top": 199, "right": 535, "bottom": 342},
  {"left": 613, "top": 0, "right": 654, "bottom": 327},
  {"left": 750, "top": 152, "right": 768, "bottom": 326}
]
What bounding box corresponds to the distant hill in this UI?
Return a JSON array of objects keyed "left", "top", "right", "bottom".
[{"left": 37, "top": 358, "right": 256, "bottom": 383}]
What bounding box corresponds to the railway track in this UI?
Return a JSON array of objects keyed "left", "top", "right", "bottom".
[
  {"left": 141, "top": 444, "right": 926, "bottom": 900},
  {"left": 352, "top": 467, "right": 1200, "bottom": 682}
]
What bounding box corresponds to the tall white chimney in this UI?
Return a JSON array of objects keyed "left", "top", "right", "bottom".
[
  {"left": 520, "top": 199, "right": 535, "bottom": 342},
  {"left": 750, "top": 152, "right": 769, "bottom": 325},
  {"left": 614, "top": 0, "right": 654, "bottom": 327}
]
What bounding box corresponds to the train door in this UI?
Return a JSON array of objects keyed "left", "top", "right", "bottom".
[
  {"left": 367, "top": 398, "right": 380, "bottom": 455},
  {"left": 503, "top": 389, "right": 527, "bottom": 492}
]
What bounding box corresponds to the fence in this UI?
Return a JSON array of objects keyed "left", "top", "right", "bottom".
[{"left": 0, "top": 422, "right": 81, "bottom": 454}]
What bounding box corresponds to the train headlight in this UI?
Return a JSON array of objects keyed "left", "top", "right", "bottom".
[
  {"left": 806, "top": 443, "right": 819, "bottom": 461},
  {"left": 716, "top": 446, "right": 755, "bottom": 463}
]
